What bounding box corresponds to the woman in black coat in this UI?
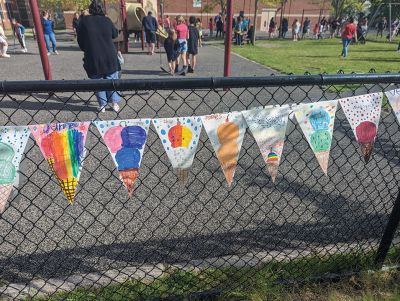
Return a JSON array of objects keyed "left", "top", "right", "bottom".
[{"left": 77, "top": 0, "right": 121, "bottom": 113}]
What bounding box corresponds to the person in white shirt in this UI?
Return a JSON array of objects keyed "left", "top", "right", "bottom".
[{"left": 0, "top": 25, "right": 10, "bottom": 58}]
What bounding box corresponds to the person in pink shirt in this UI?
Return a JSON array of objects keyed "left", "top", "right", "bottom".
[
  {"left": 341, "top": 16, "right": 357, "bottom": 58},
  {"left": 175, "top": 15, "right": 189, "bottom": 75},
  {"left": 164, "top": 15, "right": 171, "bottom": 31}
]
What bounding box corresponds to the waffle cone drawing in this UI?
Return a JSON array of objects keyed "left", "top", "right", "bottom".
[
  {"left": 0, "top": 183, "right": 13, "bottom": 213},
  {"left": 174, "top": 168, "right": 189, "bottom": 184},
  {"left": 315, "top": 150, "right": 330, "bottom": 176},
  {"left": 359, "top": 142, "right": 373, "bottom": 163},
  {"left": 267, "top": 162, "right": 279, "bottom": 183},
  {"left": 221, "top": 163, "right": 237, "bottom": 187},
  {"left": 58, "top": 178, "right": 77, "bottom": 204},
  {"left": 119, "top": 168, "right": 139, "bottom": 197}
]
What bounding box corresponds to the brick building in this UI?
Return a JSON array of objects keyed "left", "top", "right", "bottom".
[
  {"left": 0, "top": 0, "right": 32, "bottom": 29},
  {"left": 161, "top": 0, "right": 330, "bottom": 31}
]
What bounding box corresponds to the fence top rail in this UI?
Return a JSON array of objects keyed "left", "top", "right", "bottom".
[{"left": 1, "top": 73, "right": 400, "bottom": 93}]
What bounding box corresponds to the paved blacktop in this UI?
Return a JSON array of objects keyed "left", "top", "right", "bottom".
[{"left": 0, "top": 36, "right": 400, "bottom": 299}]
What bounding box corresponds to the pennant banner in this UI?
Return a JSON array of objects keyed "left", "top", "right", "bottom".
[
  {"left": 95, "top": 119, "right": 150, "bottom": 197},
  {"left": 153, "top": 117, "right": 202, "bottom": 183},
  {"left": 29, "top": 122, "right": 90, "bottom": 204},
  {"left": 243, "top": 106, "right": 290, "bottom": 182},
  {"left": 295, "top": 100, "right": 338, "bottom": 175},
  {"left": 0, "top": 126, "right": 30, "bottom": 213},
  {"left": 339, "top": 93, "right": 383, "bottom": 163},
  {"left": 385, "top": 89, "right": 400, "bottom": 124},
  {"left": 201, "top": 112, "right": 247, "bottom": 186}
]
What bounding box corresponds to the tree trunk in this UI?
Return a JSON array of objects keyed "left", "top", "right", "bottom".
[{"left": 252, "top": 0, "right": 258, "bottom": 45}]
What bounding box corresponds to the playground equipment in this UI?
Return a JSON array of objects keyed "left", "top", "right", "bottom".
[{"left": 126, "top": 2, "right": 146, "bottom": 32}]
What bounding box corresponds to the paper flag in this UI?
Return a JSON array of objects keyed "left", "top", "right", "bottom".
[
  {"left": 0, "top": 126, "right": 30, "bottom": 213},
  {"left": 339, "top": 93, "right": 382, "bottom": 163},
  {"left": 201, "top": 112, "right": 247, "bottom": 186},
  {"left": 153, "top": 117, "right": 202, "bottom": 183},
  {"left": 242, "top": 106, "right": 290, "bottom": 182},
  {"left": 95, "top": 119, "right": 150, "bottom": 197},
  {"left": 29, "top": 122, "right": 90, "bottom": 204},
  {"left": 294, "top": 101, "right": 338, "bottom": 175},
  {"left": 385, "top": 89, "right": 400, "bottom": 124}
]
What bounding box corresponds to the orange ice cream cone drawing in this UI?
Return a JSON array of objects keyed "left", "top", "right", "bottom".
[
  {"left": 119, "top": 168, "right": 139, "bottom": 197},
  {"left": 0, "top": 184, "right": 13, "bottom": 213},
  {"left": 217, "top": 117, "right": 240, "bottom": 187}
]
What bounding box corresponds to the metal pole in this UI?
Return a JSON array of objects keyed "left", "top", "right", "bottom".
[
  {"left": 120, "top": 0, "right": 129, "bottom": 53},
  {"left": 300, "top": 9, "right": 304, "bottom": 35},
  {"left": 28, "top": 0, "right": 52, "bottom": 80},
  {"left": 224, "top": 0, "right": 233, "bottom": 77},
  {"left": 389, "top": 3, "right": 392, "bottom": 41},
  {"left": 375, "top": 188, "right": 400, "bottom": 267},
  {"left": 140, "top": 0, "right": 145, "bottom": 51}
]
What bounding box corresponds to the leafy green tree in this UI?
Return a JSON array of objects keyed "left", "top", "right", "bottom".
[{"left": 252, "top": 0, "right": 282, "bottom": 44}]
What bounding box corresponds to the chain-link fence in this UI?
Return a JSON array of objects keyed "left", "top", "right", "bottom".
[{"left": 0, "top": 74, "right": 400, "bottom": 300}]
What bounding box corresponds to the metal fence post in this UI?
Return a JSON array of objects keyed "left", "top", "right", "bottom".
[{"left": 375, "top": 189, "right": 400, "bottom": 266}]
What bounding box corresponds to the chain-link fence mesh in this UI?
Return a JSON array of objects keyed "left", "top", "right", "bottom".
[{"left": 0, "top": 74, "right": 399, "bottom": 300}]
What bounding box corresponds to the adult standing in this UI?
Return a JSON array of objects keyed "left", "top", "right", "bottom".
[
  {"left": 0, "top": 24, "right": 10, "bottom": 58},
  {"left": 77, "top": 0, "right": 121, "bottom": 113},
  {"left": 302, "top": 17, "right": 311, "bottom": 39},
  {"left": 41, "top": 11, "right": 58, "bottom": 55},
  {"left": 72, "top": 12, "right": 80, "bottom": 39},
  {"left": 281, "top": 18, "right": 288, "bottom": 38},
  {"left": 269, "top": 17, "right": 276, "bottom": 38},
  {"left": 292, "top": 19, "right": 300, "bottom": 41},
  {"left": 341, "top": 17, "right": 357, "bottom": 58},
  {"left": 142, "top": 11, "right": 158, "bottom": 55},
  {"left": 216, "top": 17, "right": 224, "bottom": 38}
]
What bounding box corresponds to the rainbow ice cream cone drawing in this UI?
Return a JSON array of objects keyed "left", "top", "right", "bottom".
[
  {"left": 266, "top": 151, "right": 279, "bottom": 182},
  {"left": 29, "top": 123, "right": 89, "bottom": 204}
]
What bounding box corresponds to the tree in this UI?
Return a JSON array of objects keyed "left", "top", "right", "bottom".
[
  {"left": 38, "top": 0, "right": 92, "bottom": 11},
  {"left": 252, "top": 0, "right": 282, "bottom": 45},
  {"left": 331, "top": 0, "right": 370, "bottom": 18},
  {"left": 201, "top": 0, "right": 227, "bottom": 21}
]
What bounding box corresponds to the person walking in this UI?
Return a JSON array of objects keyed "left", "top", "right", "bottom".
[
  {"left": 0, "top": 24, "right": 10, "bottom": 58},
  {"left": 268, "top": 17, "right": 276, "bottom": 38},
  {"left": 187, "top": 16, "right": 200, "bottom": 73},
  {"left": 175, "top": 15, "right": 189, "bottom": 75},
  {"left": 142, "top": 11, "right": 158, "bottom": 55},
  {"left": 72, "top": 12, "right": 80, "bottom": 39},
  {"left": 164, "top": 15, "right": 171, "bottom": 32},
  {"left": 292, "top": 19, "right": 300, "bottom": 41},
  {"left": 164, "top": 29, "right": 178, "bottom": 75},
  {"left": 77, "top": 0, "right": 121, "bottom": 113},
  {"left": 302, "top": 17, "right": 311, "bottom": 39},
  {"left": 341, "top": 17, "right": 357, "bottom": 58},
  {"left": 216, "top": 17, "right": 223, "bottom": 38},
  {"left": 41, "top": 11, "right": 58, "bottom": 55},
  {"left": 11, "top": 18, "right": 27, "bottom": 52},
  {"left": 208, "top": 18, "right": 214, "bottom": 38},
  {"left": 281, "top": 18, "right": 288, "bottom": 38}
]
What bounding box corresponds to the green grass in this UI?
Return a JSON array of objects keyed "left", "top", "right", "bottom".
[
  {"left": 23, "top": 246, "right": 400, "bottom": 301},
  {"left": 232, "top": 37, "right": 400, "bottom": 74}
]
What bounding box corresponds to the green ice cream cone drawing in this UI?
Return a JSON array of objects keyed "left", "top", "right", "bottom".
[{"left": 0, "top": 142, "right": 16, "bottom": 213}]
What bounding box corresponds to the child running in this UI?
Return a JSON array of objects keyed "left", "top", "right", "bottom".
[
  {"left": 187, "top": 16, "right": 199, "bottom": 73},
  {"left": 175, "top": 15, "right": 189, "bottom": 75},
  {"left": 11, "top": 18, "right": 27, "bottom": 52},
  {"left": 0, "top": 24, "right": 10, "bottom": 58},
  {"left": 164, "top": 29, "right": 178, "bottom": 75}
]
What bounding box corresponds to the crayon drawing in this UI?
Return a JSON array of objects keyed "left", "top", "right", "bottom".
[
  {"left": 295, "top": 100, "right": 338, "bottom": 175},
  {"left": 201, "top": 112, "right": 247, "bottom": 186},
  {"left": 339, "top": 93, "right": 382, "bottom": 163},
  {"left": 385, "top": 89, "right": 400, "bottom": 124},
  {"left": 243, "top": 106, "right": 290, "bottom": 182},
  {"left": 29, "top": 122, "right": 90, "bottom": 204},
  {"left": 153, "top": 117, "right": 202, "bottom": 183},
  {"left": 0, "top": 126, "right": 30, "bottom": 212},
  {"left": 95, "top": 119, "right": 150, "bottom": 196}
]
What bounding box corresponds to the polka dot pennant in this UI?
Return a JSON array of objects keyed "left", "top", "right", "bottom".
[
  {"left": 152, "top": 117, "right": 203, "bottom": 173},
  {"left": 339, "top": 92, "right": 383, "bottom": 163},
  {"left": 385, "top": 89, "right": 400, "bottom": 125}
]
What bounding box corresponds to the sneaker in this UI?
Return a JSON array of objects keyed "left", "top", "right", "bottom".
[
  {"left": 188, "top": 66, "right": 194, "bottom": 73},
  {"left": 97, "top": 106, "right": 106, "bottom": 113},
  {"left": 54, "top": 51, "right": 59, "bottom": 55},
  {"left": 1, "top": 54, "right": 10, "bottom": 58},
  {"left": 47, "top": 52, "right": 51, "bottom": 56},
  {"left": 175, "top": 65, "right": 179, "bottom": 73},
  {"left": 112, "top": 103, "right": 120, "bottom": 112}
]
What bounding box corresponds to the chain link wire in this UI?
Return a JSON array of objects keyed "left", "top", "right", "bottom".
[{"left": 0, "top": 75, "right": 399, "bottom": 300}]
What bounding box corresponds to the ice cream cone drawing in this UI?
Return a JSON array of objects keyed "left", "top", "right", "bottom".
[
  {"left": 95, "top": 119, "right": 150, "bottom": 197},
  {"left": 339, "top": 93, "right": 382, "bottom": 163},
  {"left": 295, "top": 101, "right": 338, "bottom": 176},
  {"left": 385, "top": 89, "right": 400, "bottom": 125},
  {"left": 153, "top": 117, "right": 202, "bottom": 184},
  {"left": 0, "top": 126, "right": 30, "bottom": 213},
  {"left": 29, "top": 123, "right": 89, "bottom": 204},
  {"left": 202, "top": 112, "right": 247, "bottom": 186},
  {"left": 242, "top": 106, "right": 290, "bottom": 183}
]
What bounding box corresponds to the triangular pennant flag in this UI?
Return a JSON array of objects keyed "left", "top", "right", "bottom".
[
  {"left": 294, "top": 100, "right": 338, "bottom": 175},
  {"left": 385, "top": 89, "right": 400, "bottom": 124},
  {"left": 94, "top": 119, "right": 150, "bottom": 197},
  {"left": 201, "top": 112, "right": 247, "bottom": 186},
  {"left": 153, "top": 117, "right": 202, "bottom": 183},
  {"left": 339, "top": 93, "right": 382, "bottom": 163},
  {"left": 29, "top": 122, "right": 90, "bottom": 204},
  {"left": 242, "top": 106, "right": 290, "bottom": 182},
  {"left": 0, "top": 126, "right": 30, "bottom": 213}
]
